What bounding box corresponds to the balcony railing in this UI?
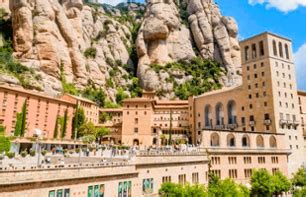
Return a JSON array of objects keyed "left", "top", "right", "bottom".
[
  {"left": 293, "top": 120, "right": 300, "bottom": 126},
  {"left": 264, "top": 119, "right": 271, "bottom": 126},
  {"left": 279, "top": 119, "right": 287, "bottom": 126},
  {"left": 249, "top": 121, "right": 255, "bottom": 127}
]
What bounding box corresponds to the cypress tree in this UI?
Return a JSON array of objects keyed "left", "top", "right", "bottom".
[
  {"left": 53, "top": 116, "right": 59, "bottom": 139},
  {"left": 61, "top": 109, "right": 68, "bottom": 138},
  {"left": 14, "top": 113, "right": 22, "bottom": 136},
  {"left": 20, "top": 101, "right": 27, "bottom": 136}
]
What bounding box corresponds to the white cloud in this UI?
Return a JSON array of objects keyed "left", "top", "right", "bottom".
[
  {"left": 294, "top": 43, "right": 306, "bottom": 90},
  {"left": 248, "top": 0, "right": 306, "bottom": 12},
  {"left": 98, "top": 0, "right": 126, "bottom": 6}
]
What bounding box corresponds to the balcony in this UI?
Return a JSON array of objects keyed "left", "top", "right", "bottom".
[
  {"left": 204, "top": 125, "right": 212, "bottom": 129},
  {"left": 279, "top": 119, "right": 287, "bottom": 126},
  {"left": 264, "top": 119, "right": 271, "bottom": 126},
  {"left": 293, "top": 120, "right": 300, "bottom": 126},
  {"left": 227, "top": 124, "right": 238, "bottom": 130},
  {"left": 287, "top": 120, "right": 293, "bottom": 126},
  {"left": 249, "top": 121, "right": 255, "bottom": 127},
  {"left": 215, "top": 125, "right": 225, "bottom": 130}
]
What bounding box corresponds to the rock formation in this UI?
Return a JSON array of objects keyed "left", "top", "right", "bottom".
[
  {"left": 187, "top": 0, "right": 241, "bottom": 86},
  {"left": 1, "top": 0, "right": 242, "bottom": 101},
  {"left": 136, "top": 0, "right": 241, "bottom": 94},
  {"left": 5, "top": 0, "right": 134, "bottom": 99}
]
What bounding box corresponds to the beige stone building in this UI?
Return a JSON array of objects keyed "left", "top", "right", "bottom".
[
  {"left": 61, "top": 94, "right": 100, "bottom": 126},
  {"left": 297, "top": 91, "right": 306, "bottom": 161},
  {"left": 100, "top": 91, "right": 190, "bottom": 146},
  {"left": 189, "top": 32, "right": 304, "bottom": 177},
  {"left": 0, "top": 153, "right": 208, "bottom": 197}
]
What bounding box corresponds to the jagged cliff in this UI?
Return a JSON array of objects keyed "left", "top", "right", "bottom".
[{"left": 0, "top": 0, "right": 241, "bottom": 102}]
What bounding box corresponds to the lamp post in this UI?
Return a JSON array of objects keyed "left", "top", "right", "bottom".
[{"left": 34, "top": 128, "right": 42, "bottom": 167}]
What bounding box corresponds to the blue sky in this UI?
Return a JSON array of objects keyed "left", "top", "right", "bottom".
[{"left": 102, "top": 0, "right": 306, "bottom": 90}]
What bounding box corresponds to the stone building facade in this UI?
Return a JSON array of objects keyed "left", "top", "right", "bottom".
[
  {"left": 189, "top": 32, "right": 304, "bottom": 176},
  {"left": 0, "top": 153, "right": 208, "bottom": 197},
  {"left": 0, "top": 85, "right": 76, "bottom": 140},
  {"left": 297, "top": 91, "right": 306, "bottom": 161}
]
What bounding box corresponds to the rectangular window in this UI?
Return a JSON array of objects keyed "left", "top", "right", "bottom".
[
  {"left": 134, "top": 128, "right": 138, "bottom": 133},
  {"left": 244, "top": 169, "right": 252, "bottom": 178},
  {"left": 178, "top": 174, "right": 186, "bottom": 185},
  {"left": 211, "top": 170, "right": 221, "bottom": 178},
  {"left": 192, "top": 173, "right": 199, "bottom": 184},
  {"left": 258, "top": 157, "right": 266, "bottom": 164},
  {"left": 118, "top": 181, "right": 132, "bottom": 197},
  {"left": 229, "top": 169, "right": 238, "bottom": 179},
  {"left": 272, "top": 168, "right": 279, "bottom": 175},
  {"left": 244, "top": 157, "right": 252, "bottom": 164},
  {"left": 162, "top": 176, "right": 171, "bottom": 183},
  {"left": 143, "top": 178, "right": 154, "bottom": 194},
  {"left": 259, "top": 41, "right": 264, "bottom": 56}
]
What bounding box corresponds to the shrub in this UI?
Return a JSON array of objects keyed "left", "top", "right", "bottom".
[
  {"left": 84, "top": 47, "right": 97, "bottom": 59},
  {"left": 6, "top": 151, "right": 15, "bottom": 159},
  {"left": 29, "top": 149, "right": 36, "bottom": 157},
  {"left": 293, "top": 187, "right": 306, "bottom": 197},
  {"left": 21, "top": 150, "right": 27, "bottom": 157},
  {"left": 0, "top": 136, "right": 10, "bottom": 153},
  {"left": 75, "top": 148, "right": 80, "bottom": 153},
  {"left": 41, "top": 149, "right": 48, "bottom": 156}
]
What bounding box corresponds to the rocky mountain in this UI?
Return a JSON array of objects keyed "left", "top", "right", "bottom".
[{"left": 0, "top": 0, "right": 241, "bottom": 102}]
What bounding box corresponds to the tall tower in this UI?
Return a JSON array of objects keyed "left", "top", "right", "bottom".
[{"left": 240, "top": 32, "right": 305, "bottom": 175}]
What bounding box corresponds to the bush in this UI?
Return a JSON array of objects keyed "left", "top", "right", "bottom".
[
  {"left": 29, "top": 149, "right": 36, "bottom": 157},
  {"left": 75, "top": 148, "right": 80, "bottom": 153},
  {"left": 41, "top": 149, "right": 48, "bottom": 156},
  {"left": 84, "top": 47, "right": 97, "bottom": 59},
  {"left": 0, "top": 136, "right": 10, "bottom": 153},
  {"left": 293, "top": 187, "right": 306, "bottom": 197},
  {"left": 0, "top": 154, "right": 3, "bottom": 160},
  {"left": 21, "top": 150, "right": 27, "bottom": 158},
  {"left": 6, "top": 151, "right": 15, "bottom": 159}
]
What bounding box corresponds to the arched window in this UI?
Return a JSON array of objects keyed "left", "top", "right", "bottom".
[
  {"left": 215, "top": 103, "right": 224, "bottom": 126},
  {"left": 269, "top": 136, "right": 277, "bottom": 148},
  {"left": 133, "top": 139, "right": 139, "bottom": 146},
  {"left": 252, "top": 44, "right": 257, "bottom": 59},
  {"left": 285, "top": 44, "right": 289, "bottom": 59},
  {"left": 242, "top": 135, "right": 250, "bottom": 147},
  {"left": 205, "top": 105, "right": 212, "bottom": 127},
  {"left": 256, "top": 135, "right": 264, "bottom": 148},
  {"left": 245, "top": 46, "right": 250, "bottom": 61},
  {"left": 152, "top": 138, "right": 158, "bottom": 145},
  {"left": 227, "top": 134, "right": 236, "bottom": 147},
  {"left": 210, "top": 133, "right": 220, "bottom": 147},
  {"left": 227, "top": 101, "right": 236, "bottom": 124},
  {"left": 273, "top": 40, "right": 277, "bottom": 56},
  {"left": 279, "top": 42, "right": 283, "bottom": 58}
]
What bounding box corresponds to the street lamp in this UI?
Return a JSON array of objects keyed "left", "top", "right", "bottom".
[{"left": 33, "top": 128, "right": 42, "bottom": 167}]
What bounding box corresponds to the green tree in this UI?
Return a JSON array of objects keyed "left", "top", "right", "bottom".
[
  {"left": 78, "top": 121, "right": 96, "bottom": 137},
  {"left": 0, "top": 124, "right": 5, "bottom": 136},
  {"left": 251, "top": 169, "right": 273, "bottom": 197},
  {"left": 116, "top": 88, "right": 129, "bottom": 105},
  {"left": 292, "top": 167, "right": 306, "bottom": 187},
  {"left": 72, "top": 107, "right": 86, "bottom": 139},
  {"left": 53, "top": 116, "right": 59, "bottom": 139},
  {"left": 82, "top": 87, "right": 106, "bottom": 108},
  {"left": 60, "top": 109, "right": 68, "bottom": 138},
  {"left": 95, "top": 126, "right": 110, "bottom": 144},
  {"left": 293, "top": 187, "right": 306, "bottom": 197},
  {"left": 81, "top": 135, "right": 96, "bottom": 144},
  {"left": 20, "top": 101, "right": 27, "bottom": 136},
  {"left": 14, "top": 101, "right": 27, "bottom": 137},
  {"left": 158, "top": 182, "right": 185, "bottom": 197},
  {"left": 14, "top": 113, "right": 22, "bottom": 136},
  {"left": 0, "top": 136, "right": 10, "bottom": 153},
  {"left": 271, "top": 171, "right": 291, "bottom": 195}
]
